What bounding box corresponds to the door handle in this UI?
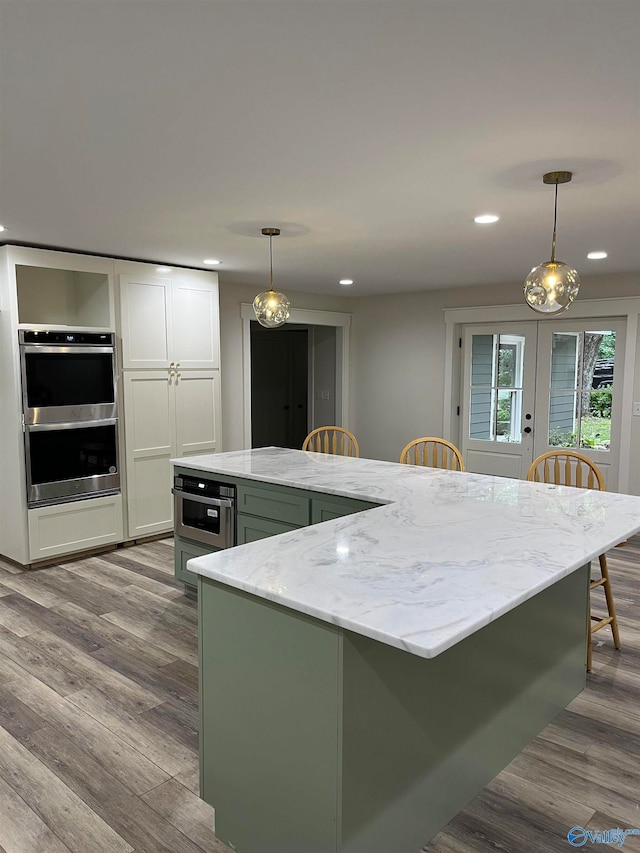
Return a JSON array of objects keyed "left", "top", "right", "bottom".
[{"left": 283, "top": 405, "right": 290, "bottom": 410}]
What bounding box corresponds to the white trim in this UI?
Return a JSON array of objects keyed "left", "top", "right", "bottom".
[
  {"left": 240, "top": 304, "right": 352, "bottom": 448},
  {"left": 444, "top": 297, "right": 640, "bottom": 492},
  {"left": 443, "top": 296, "right": 640, "bottom": 326},
  {"left": 443, "top": 319, "right": 456, "bottom": 439},
  {"left": 618, "top": 311, "right": 638, "bottom": 493}
]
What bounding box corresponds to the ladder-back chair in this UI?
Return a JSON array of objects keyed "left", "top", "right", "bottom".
[
  {"left": 302, "top": 426, "right": 360, "bottom": 458},
  {"left": 399, "top": 437, "right": 465, "bottom": 471},
  {"left": 526, "top": 450, "right": 621, "bottom": 671}
]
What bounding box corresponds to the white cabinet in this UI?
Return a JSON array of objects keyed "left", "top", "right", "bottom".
[
  {"left": 119, "top": 272, "right": 220, "bottom": 369},
  {"left": 11, "top": 247, "right": 115, "bottom": 330},
  {"left": 174, "top": 369, "right": 222, "bottom": 456},
  {"left": 117, "top": 262, "right": 222, "bottom": 539},
  {"left": 0, "top": 248, "right": 222, "bottom": 565},
  {"left": 122, "top": 369, "right": 222, "bottom": 538},
  {"left": 0, "top": 246, "right": 121, "bottom": 567},
  {"left": 28, "top": 494, "right": 124, "bottom": 562}
]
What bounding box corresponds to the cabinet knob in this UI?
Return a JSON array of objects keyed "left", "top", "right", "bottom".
[
  {"left": 175, "top": 362, "right": 180, "bottom": 368},
  {"left": 169, "top": 362, "right": 176, "bottom": 369}
]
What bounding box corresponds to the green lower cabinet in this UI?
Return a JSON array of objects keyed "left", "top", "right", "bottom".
[
  {"left": 237, "top": 513, "right": 300, "bottom": 544},
  {"left": 310, "top": 496, "right": 379, "bottom": 524},
  {"left": 237, "top": 482, "right": 310, "bottom": 526},
  {"left": 175, "top": 536, "right": 217, "bottom": 596},
  {"left": 175, "top": 474, "right": 383, "bottom": 598}
]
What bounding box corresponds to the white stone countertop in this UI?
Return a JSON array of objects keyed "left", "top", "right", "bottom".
[{"left": 174, "top": 448, "right": 640, "bottom": 659}]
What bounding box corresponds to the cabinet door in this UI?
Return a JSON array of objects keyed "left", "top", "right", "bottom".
[
  {"left": 174, "top": 535, "right": 213, "bottom": 589},
  {"left": 28, "top": 494, "right": 124, "bottom": 562},
  {"left": 237, "top": 514, "right": 300, "bottom": 544},
  {"left": 122, "top": 371, "right": 175, "bottom": 538},
  {"left": 174, "top": 370, "right": 221, "bottom": 458},
  {"left": 237, "top": 484, "right": 310, "bottom": 526},
  {"left": 119, "top": 275, "right": 173, "bottom": 369},
  {"left": 171, "top": 278, "right": 220, "bottom": 369}
]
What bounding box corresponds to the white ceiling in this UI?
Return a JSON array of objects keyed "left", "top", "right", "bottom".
[{"left": 1, "top": 0, "right": 638, "bottom": 296}]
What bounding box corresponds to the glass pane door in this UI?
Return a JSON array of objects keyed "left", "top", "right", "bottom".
[
  {"left": 534, "top": 321, "right": 625, "bottom": 489},
  {"left": 461, "top": 318, "right": 626, "bottom": 490},
  {"left": 462, "top": 324, "right": 537, "bottom": 479}
]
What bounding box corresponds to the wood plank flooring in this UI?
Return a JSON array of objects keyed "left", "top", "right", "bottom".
[{"left": 0, "top": 536, "right": 638, "bottom": 853}]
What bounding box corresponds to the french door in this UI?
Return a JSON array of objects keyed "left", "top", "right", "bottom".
[{"left": 461, "top": 318, "right": 625, "bottom": 489}]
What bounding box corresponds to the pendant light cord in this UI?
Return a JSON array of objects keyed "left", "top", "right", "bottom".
[
  {"left": 269, "top": 232, "right": 274, "bottom": 292},
  {"left": 550, "top": 180, "right": 558, "bottom": 264}
]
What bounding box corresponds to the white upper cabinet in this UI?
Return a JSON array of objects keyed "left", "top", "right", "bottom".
[
  {"left": 118, "top": 266, "right": 220, "bottom": 370},
  {"left": 171, "top": 278, "right": 220, "bottom": 368},
  {"left": 7, "top": 247, "right": 115, "bottom": 330},
  {"left": 119, "top": 276, "right": 172, "bottom": 368}
]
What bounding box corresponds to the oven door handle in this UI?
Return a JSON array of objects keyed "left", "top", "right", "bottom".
[
  {"left": 172, "top": 489, "right": 234, "bottom": 509},
  {"left": 27, "top": 418, "right": 118, "bottom": 432},
  {"left": 20, "top": 345, "right": 115, "bottom": 355}
]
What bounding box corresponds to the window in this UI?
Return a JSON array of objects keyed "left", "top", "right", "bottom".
[
  {"left": 548, "top": 330, "right": 615, "bottom": 451},
  {"left": 469, "top": 334, "right": 525, "bottom": 443}
]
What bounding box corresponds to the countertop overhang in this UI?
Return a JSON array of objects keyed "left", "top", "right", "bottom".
[{"left": 174, "top": 448, "right": 640, "bottom": 659}]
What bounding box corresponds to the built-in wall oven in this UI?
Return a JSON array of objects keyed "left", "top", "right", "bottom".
[{"left": 19, "top": 330, "right": 121, "bottom": 507}]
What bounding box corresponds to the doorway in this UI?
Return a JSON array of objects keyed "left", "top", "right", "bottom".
[
  {"left": 460, "top": 318, "right": 626, "bottom": 488},
  {"left": 249, "top": 322, "right": 339, "bottom": 451},
  {"left": 251, "top": 325, "right": 309, "bottom": 449},
  {"left": 241, "top": 303, "right": 352, "bottom": 450}
]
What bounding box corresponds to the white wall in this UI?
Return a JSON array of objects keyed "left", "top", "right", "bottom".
[
  {"left": 218, "top": 281, "right": 352, "bottom": 451},
  {"left": 219, "top": 272, "right": 640, "bottom": 494},
  {"left": 311, "top": 325, "right": 337, "bottom": 428},
  {"left": 349, "top": 272, "right": 640, "bottom": 494}
]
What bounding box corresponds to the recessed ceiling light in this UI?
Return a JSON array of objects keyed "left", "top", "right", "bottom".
[
  {"left": 587, "top": 251, "right": 608, "bottom": 260},
  {"left": 339, "top": 279, "right": 354, "bottom": 286},
  {"left": 156, "top": 266, "right": 171, "bottom": 273},
  {"left": 203, "top": 258, "right": 221, "bottom": 265},
  {"left": 0, "top": 225, "right": 7, "bottom": 232},
  {"left": 474, "top": 214, "right": 500, "bottom": 224}
]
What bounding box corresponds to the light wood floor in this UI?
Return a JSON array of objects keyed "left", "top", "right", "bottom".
[{"left": 0, "top": 536, "right": 638, "bottom": 853}]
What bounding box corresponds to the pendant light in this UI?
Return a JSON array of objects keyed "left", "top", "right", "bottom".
[
  {"left": 253, "top": 227, "right": 291, "bottom": 328},
  {"left": 523, "top": 171, "right": 580, "bottom": 315}
]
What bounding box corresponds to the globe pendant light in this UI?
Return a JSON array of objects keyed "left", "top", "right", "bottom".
[
  {"left": 253, "top": 227, "right": 291, "bottom": 328},
  {"left": 523, "top": 171, "right": 580, "bottom": 315}
]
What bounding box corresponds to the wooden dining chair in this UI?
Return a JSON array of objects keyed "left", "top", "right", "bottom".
[
  {"left": 399, "top": 437, "right": 465, "bottom": 471},
  {"left": 526, "top": 450, "right": 621, "bottom": 671},
  {"left": 302, "top": 426, "right": 360, "bottom": 457}
]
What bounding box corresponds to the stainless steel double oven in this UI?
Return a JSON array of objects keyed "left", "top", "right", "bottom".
[{"left": 19, "top": 329, "right": 121, "bottom": 507}]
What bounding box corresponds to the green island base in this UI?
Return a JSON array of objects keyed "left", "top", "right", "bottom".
[{"left": 198, "top": 564, "right": 588, "bottom": 853}]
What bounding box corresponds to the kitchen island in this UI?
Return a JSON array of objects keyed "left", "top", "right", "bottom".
[{"left": 178, "top": 447, "right": 640, "bottom": 853}]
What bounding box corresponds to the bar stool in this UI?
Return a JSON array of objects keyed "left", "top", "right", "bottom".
[
  {"left": 302, "top": 426, "right": 360, "bottom": 457},
  {"left": 526, "top": 450, "right": 621, "bottom": 671},
  {"left": 399, "top": 437, "right": 465, "bottom": 471}
]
